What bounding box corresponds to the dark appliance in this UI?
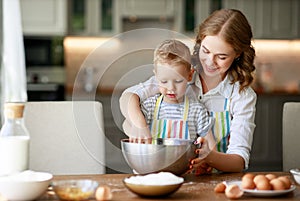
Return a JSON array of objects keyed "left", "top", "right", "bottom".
[
  {"left": 27, "top": 83, "right": 65, "bottom": 101},
  {"left": 24, "top": 36, "right": 65, "bottom": 101},
  {"left": 24, "top": 36, "right": 64, "bottom": 67}
]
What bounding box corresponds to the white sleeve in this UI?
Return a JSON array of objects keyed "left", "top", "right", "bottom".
[
  {"left": 227, "top": 87, "right": 257, "bottom": 170},
  {"left": 122, "top": 76, "right": 160, "bottom": 101}
]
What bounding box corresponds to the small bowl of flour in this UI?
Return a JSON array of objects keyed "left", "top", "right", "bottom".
[{"left": 123, "top": 172, "right": 184, "bottom": 197}]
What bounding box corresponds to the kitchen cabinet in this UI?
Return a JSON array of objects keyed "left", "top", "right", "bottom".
[
  {"left": 115, "top": 0, "right": 183, "bottom": 33},
  {"left": 68, "top": 0, "right": 116, "bottom": 36},
  {"left": 116, "top": 0, "right": 223, "bottom": 34},
  {"left": 68, "top": 0, "right": 183, "bottom": 35},
  {"left": 20, "top": 0, "right": 67, "bottom": 36},
  {"left": 67, "top": 0, "right": 217, "bottom": 36},
  {"left": 192, "top": 0, "right": 219, "bottom": 33},
  {"left": 223, "top": 0, "right": 300, "bottom": 39},
  {"left": 248, "top": 94, "right": 300, "bottom": 172},
  {"left": 119, "top": 0, "right": 176, "bottom": 18}
]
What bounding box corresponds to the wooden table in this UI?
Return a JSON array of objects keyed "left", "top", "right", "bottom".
[{"left": 40, "top": 172, "right": 300, "bottom": 200}]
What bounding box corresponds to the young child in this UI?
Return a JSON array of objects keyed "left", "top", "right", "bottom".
[{"left": 141, "top": 39, "right": 213, "bottom": 140}]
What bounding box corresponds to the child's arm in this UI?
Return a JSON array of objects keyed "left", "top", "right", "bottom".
[
  {"left": 120, "top": 92, "right": 151, "bottom": 139},
  {"left": 119, "top": 76, "right": 159, "bottom": 139}
]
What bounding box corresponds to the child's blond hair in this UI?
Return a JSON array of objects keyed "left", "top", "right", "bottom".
[{"left": 154, "top": 40, "right": 191, "bottom": 71}]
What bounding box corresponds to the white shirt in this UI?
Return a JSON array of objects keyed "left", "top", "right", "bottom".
[{"left": 123, "top": 72, "right": 257, "bottom": 169}]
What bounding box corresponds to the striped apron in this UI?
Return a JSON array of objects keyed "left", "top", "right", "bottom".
[
  {"left": 210, "top": 97, "right": 232, "bottom": 153},
  {"left": 150, "top": 95, "right": 190, "bottom": 140}
]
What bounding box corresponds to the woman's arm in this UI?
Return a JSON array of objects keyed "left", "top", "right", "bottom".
[
  {"left": 191, "top": 137, "right": 244, "bottom": 173},
  {"left": 191, "top": 87, "right": 257, "bottom": 173},
  {"left": 203, "top": 149, "right": 245, "bottom": 172},
  {"left": 227, "top": 86, "right": 257, "bottom": 169},
  {"left": 206, "top": 132, "right": 244, "bottom": 172}
]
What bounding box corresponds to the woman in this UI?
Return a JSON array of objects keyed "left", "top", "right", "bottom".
[{"left": 119, "top": 9, "right": 257, "bottom": 174}]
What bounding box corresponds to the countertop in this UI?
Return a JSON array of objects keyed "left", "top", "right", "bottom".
[{"left": 40, "top": 172, "right": 300, "bottom": 200}]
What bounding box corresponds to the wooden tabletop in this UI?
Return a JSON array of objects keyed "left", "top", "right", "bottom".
[{"left": 40, "top": 172, "right": 300, "bottom": 200}]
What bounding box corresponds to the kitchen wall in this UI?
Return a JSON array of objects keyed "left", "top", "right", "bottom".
[
  {"left": 64, "top": 38, "right": 300, "bottom": 95},
  {"left": 253, "top": 40, "right": 300, "bottom": 93}
]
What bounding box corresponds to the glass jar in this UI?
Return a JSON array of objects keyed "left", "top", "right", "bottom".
[{"left": 0, "top": 102, "right": 30, "bottom": 176}]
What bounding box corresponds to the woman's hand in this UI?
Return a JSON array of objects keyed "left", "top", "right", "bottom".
[
  {"left": 195, "top": 137, "right": 211, "bottom": 159},
  {"left": 187, "top": 160, "right": 212, "bottom": 176},
  {"left": 188, "top": 137, "right": 213, "bottom": 175},
  {"left": 190, "top": 135, "right": 245, "bottom": 173}
]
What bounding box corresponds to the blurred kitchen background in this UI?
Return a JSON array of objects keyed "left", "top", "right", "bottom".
[{"left": 2, "top": 0, "right": 300, "bottom": 173}]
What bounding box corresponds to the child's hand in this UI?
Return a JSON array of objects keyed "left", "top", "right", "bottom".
[{"left": 122, "top": 119, "right": 152, "bottom": 143}]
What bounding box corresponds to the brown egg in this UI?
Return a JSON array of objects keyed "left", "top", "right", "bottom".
[
  {"left": 253, "top": 174, "right": 267, "bottom": 184},
  {"left": 255, "top": 178, "right": 272, "bottom": 190},
  {"left": 214, "top": 182, "right": 226, "bottom": 193},
  {"left": 254, "top": 175, "right": 272, "bottom": 190},
  {"left": 265, "top": 173, "right": 277, "bottom": 181},
  {"left": 243, "top": 173, "right": 255, "bottom": 180},
  {"left": 277, "top": 176, "right": 292, "bottom": 189},
  {"left": 225, "top": 184, "right": 244, "bottom": 199},
  {"left": 241, "top": 177, "right": 256, "bottom": 189},
  {"left": 95, "top": 185, "right": 113, "bottom": 201},
  {"left": 270, "top": 178, "right": 286, "bottom": 190}
]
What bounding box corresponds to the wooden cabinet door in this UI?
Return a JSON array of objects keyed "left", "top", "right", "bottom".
[
  {"left": 223, "top": 0, "right": 300, "bottom": 39},
  {"left": 20, "top": 0, "right": 67, "bottom": 36}
]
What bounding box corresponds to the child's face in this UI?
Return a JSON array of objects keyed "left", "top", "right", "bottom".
[{"left": 155, "top": 62, "right": 192, "bottom": 104}]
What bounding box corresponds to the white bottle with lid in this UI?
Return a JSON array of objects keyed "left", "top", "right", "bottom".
[{"left": 0, "top": 102, "right": 30, "bottom": 176}]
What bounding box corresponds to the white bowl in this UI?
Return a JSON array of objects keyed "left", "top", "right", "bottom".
[
  {"left": 290, "top": 168, "right": 300, "bottom": 185},
  {"left": 0, "top": 170, "right": 53, "bottom": 200},
  {"left": 124, "top": 181, "right": 183, "bottom": 197},
  {"left": 123, "top": 172, "right": 184, "bottom": 197}
]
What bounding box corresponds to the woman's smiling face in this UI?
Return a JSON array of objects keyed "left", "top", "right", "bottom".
[{"left": 199, "top": 35, "right": 238, "bottom": 80}]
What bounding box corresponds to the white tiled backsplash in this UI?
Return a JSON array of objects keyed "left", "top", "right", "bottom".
[{"left": 64, "top": 37, "right": 300, "bottom": 94}]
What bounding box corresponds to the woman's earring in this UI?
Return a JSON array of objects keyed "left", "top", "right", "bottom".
[
  {"left": 191, "top": 55, "right": 198, "bottom": 68},
  {"left": 235, "top": 57, "right": 241, "bottom": 62}
]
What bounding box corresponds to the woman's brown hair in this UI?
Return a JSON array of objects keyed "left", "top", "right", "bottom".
[{"left": 193, "top": 9, "right": 256, "bottom": 92}]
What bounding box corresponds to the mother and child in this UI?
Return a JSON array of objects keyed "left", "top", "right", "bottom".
[{"left": 120, "top": 8, "right": 257, "bottom": 175}]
